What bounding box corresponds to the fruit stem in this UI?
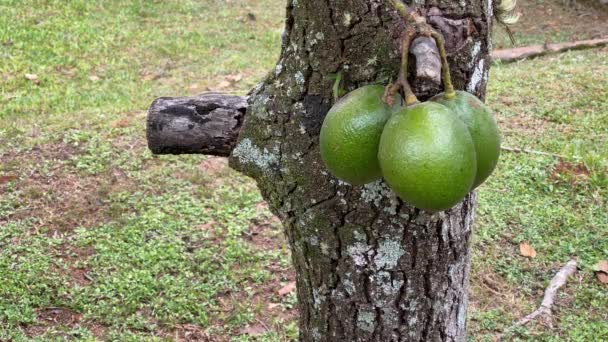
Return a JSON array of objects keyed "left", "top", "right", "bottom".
[
  {"left": 429, "top": 30, "right": 456, "bottom": 99},
  {"left": 388, "top": 0, "right": 413, "bottom": 23},
  {"left": 399, "top": 29, "right": 419, "bottom": 105},
  {"left": 387, "top": 1, "right": 455, "bottom": 102},
  {"left": 384, "top": 27, "right": 418, "bottom": 106},
  {"left": 332, "top": 71, "right": 344, "bottom": 103}
]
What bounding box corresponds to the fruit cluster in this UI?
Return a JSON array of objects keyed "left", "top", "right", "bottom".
[{"left": 319, "top": 25, "right": 500, "bottom": 212}]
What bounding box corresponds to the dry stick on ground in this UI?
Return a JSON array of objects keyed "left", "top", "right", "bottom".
[
  {"left": 501, "top": 146, "right": 569, "bottom": 159},
  {"left": 493, "top": 37, "right": 608, "bottom": 63},
  {"left": 503, "top": 260, "right": 578, "bottom": 337}
]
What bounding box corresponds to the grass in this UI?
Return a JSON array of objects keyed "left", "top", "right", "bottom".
[
  {"left": 492, "top": 0, "right": 608, "bottom": 49},
  {"left": 1, "top": 0, "right": 607, "bottom": 341},
  {"left": 469, "top": 49, "right": 608, "bottom": 340},
  {"left": 0, "top": 0, "right": 281, "bottom": 120}
]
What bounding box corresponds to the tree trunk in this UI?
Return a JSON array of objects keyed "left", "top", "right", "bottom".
[{"left": 228, "top": 1, "right": 493, "bottom": 340}]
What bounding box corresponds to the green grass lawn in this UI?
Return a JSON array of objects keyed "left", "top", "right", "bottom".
[
  {"left": 1, "top": 0, "right": 607, "bottom": 341},
  {"left": 492, "top": 0, "right": 608, "bottom": 49}
]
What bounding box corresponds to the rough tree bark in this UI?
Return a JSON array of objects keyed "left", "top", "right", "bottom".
[
  {"left": 147, "top": 93, "right": 247, "bottom": 155},
  {"left": 148, "top": 0, "right": 493, "bottom": 340}
]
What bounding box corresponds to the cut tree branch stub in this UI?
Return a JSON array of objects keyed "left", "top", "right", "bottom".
[{"left": 146, "top": 93, "right": 247, "bottom": 156}]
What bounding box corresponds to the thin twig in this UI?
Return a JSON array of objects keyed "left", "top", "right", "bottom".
[
  {"left": 503, "top": 260, "right": 577, "bottom": 336},
  {"left": 428, "top": 30, "right": 456, "bottom": 99},
  {"left": 383, "top": 27, "right": 418, "bottom": 106},
  {"left": 332, "top": 71, "right": 343, "bottom": 103},
  {"left": 481, "top": 275, "right": 506, "bottom": 297},
  {"left": 255, "top": 318, "right": 271, "bottom": 332},
  {"left": 501, "top": 146, "right": 569, "bottom": 159},
  {"left": 399, "top": 28, "right": 418, "bottom": 105}
]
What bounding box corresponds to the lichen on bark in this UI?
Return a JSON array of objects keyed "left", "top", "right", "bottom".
[{"left": 229, "top": 0, "right": 492, "bottom": 340}]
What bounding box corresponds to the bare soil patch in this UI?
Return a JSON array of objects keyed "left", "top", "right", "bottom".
[
  {"left": 56, "top": 244, "right": 96, "bottom": 287},
  {"left": 23, "top": 307, "right": 82, "bottom": 338},
  {"left": 1, "top": 142, "right": 138, "bottom": 233},
  {"left": 198, "top": 157, "right": 229, "bottom": 176},
  {"left": 496, "top": 112, "right": 552, "bottom": 138},
  {"left": 207, "top": 202, "right": 297, "bottom": 340},
  {"left": 170, "top": 324, "right": 215, "bottom": 341},
  {"left": 549, "top": 159, "right": 591, "bottom": 187}
]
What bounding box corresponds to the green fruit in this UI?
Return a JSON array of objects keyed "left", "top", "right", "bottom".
[
  {"left": 378, "top": 102, "right": 477, "bottom": 212},
  {"left": 320, "top": 85, "right": 400, "bottom": 185},
  {"left": 432, "top": 90, "right": 501, "bottom": 188}
]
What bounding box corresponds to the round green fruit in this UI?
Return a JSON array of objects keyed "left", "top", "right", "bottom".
[
  {"left": 320, "top": 85, "right": 400, "bottom": 185},
  {"left": 378, "top": 102, "right": 477, "bottom": 212},
  {"left": 432, "top": 90, "right": 501, "bottom": 188}
]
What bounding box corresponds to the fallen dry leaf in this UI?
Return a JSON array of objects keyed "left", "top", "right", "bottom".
[
  {"left": 519, "top": 242, "right": 537, "bottom": 258},
  {"left": 110, "top": 119, "right": 130, "bottom": 128},
  {"left": 198, "top": 157, "right": 228, "bottom": 174},
  {"left": 142, "top": 72, "right": 164, "bottom": 81},
  {"left": 25, "top": 73, "right": 40, "bottom": 84},
  {"left": 0, "top": 175, "right": 17, "bottom": 185},
  {"left": 217, "top": 80, "right": 231, "bottom": 89},
  {"left": 239, "top": 324, "right": 266, "bottom": 336},
  {"left": 226, "top": 74, "right": 243, "bottom": 83},
  {"left": 278, "top": 281, "right": 296, "bottom": 296},
  {"left": 593, "top": 260, "right": 608, "bottom": 273},
  {"left": 593, "top": 260, "right": 608, "bottom": 285},
  {"left": 198, "top": 221, "right": 217, "bottom": 230},
  {"left": 255, "top": 201, "right": 269, "bottom": 213},
  {"left": 267, "top": 303, "right": 281, "bottom": 310},
  {"left": 89, "top": 75, "right": 100, "bottom": 82}
]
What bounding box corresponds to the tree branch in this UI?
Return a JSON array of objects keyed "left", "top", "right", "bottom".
[
  {"left": 146, "top": 93, "right": 247, "bottom": 156},
  {"left": 493, "top": 38, "right": 608, "bottom": 63},
  {"left": 504, "top": 260, "right": 578, "bottom": 335},
  {"left": 500, "top": 146, "right": 569, "bottom": 159}
]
